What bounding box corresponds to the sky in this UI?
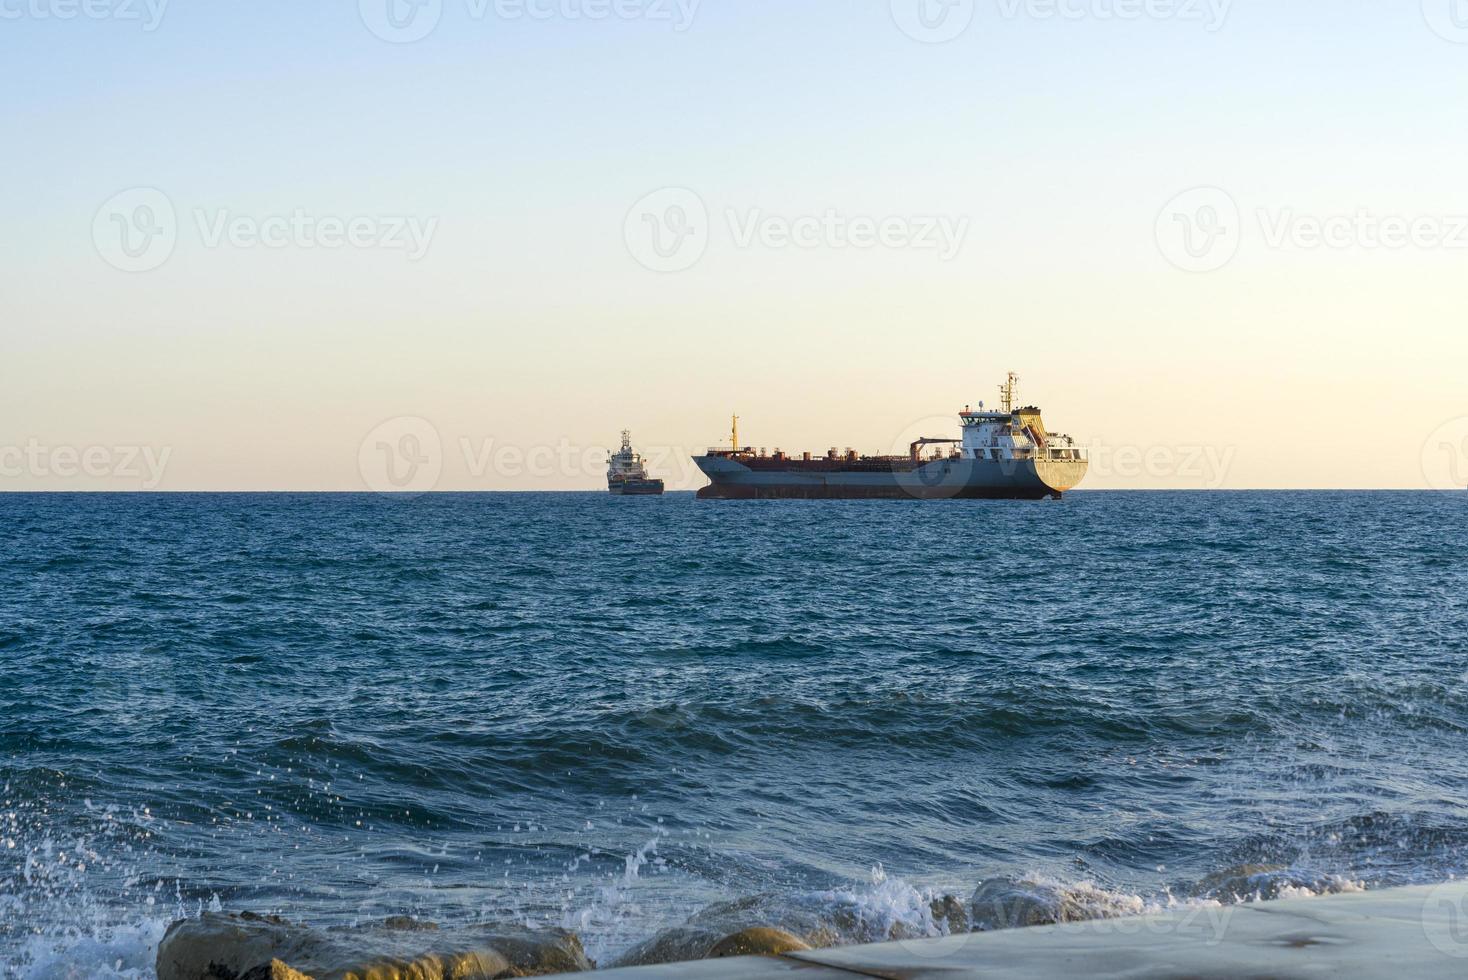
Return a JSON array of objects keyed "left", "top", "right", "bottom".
[{"left": 2, "top": 0, "right": 1467, "bottom": 491}]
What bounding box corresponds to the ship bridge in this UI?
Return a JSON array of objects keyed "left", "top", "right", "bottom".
[{"left": 957, "top": 373, "right": 1086, "bottom": 463}]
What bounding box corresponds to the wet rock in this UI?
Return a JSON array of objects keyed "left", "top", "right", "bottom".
[
  {"left": 611, "top": 888, "right": 965, "bottom": 967},
  {"left": 707, "top": 926, "right": 811, "bottom": 958},
  {"left": 1192, "top": 864, "right": 1290, "bottom": 901},
  {"left": 969, "top": 879, "right": 1065, "bottom": 930},
  {"left": 610, "top": 926, "right": 727, "bottom": 967},
  {"left": 969, "top": 877, "right": 1143, "bottom": 931},
  {"left": 927, "top": 894, "right": 970, "bottom": 934},
  {"left": 609, "top": 895, "right": 833, "bottom": 968},
  {"left": 612, "top": 923, "right": 812, "bottom": 967},
  {"left": 155, "top": 911, "right": 592, "bottom": 980},
  {"left": 1191, "top": 864, "right": 1361, "bottom": 903}
]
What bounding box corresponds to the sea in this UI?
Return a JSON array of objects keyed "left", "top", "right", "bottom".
[{"left": 3, "top": 491, "right": 1466, "bottom": 976}]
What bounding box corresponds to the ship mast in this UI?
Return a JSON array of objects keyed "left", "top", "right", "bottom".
[
  {"left": 731, "top": 414, "right": 740, "bottom": 451},
  {"left": 620, "top": 429, "right": 632, "bottom": 452},
  {"left": 999, "top": 372, "right": 1020, "bottom": 414}
]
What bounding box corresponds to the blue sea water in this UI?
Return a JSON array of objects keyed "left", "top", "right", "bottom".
[{"left": 2, "top": 491, "right": 1467, "bottom": 975}]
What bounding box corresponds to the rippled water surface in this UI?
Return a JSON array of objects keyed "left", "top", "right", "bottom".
[{"left": 3, "top": 491, "right": 1467, "bottom": 974}]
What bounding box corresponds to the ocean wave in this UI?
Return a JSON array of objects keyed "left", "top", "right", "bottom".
[
  {"left": 5, "top": 493, "right": 1468, "bottom": 975},
  {"left": 2, "top": 862, "right": 1396, "bottom": 977}
]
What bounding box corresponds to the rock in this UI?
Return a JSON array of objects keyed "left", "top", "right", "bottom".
[
  {"left": 707, "top": 927, "right": 811, "bottom": 958},
  {"left": 969, "top": 879, "right": 1065, "bottom": 930},
  {"left": 609, "top": 892, "right": 839, "bottom": 967},
  {"left": 1189, "top": 864, "right": 1364, "bottom": 903},
  {"left": 610, "top": 888, "right": 968, "bottom": 968},
  {"left": 237, "top": 964, "right": 312, "bottom": 980},
  {"left": 610, "top": 926, "right": 727, "bottom": 968},
  {"left": 155, "top": 911, "right": 593, "bottom": 980},
  {"left": 1192, "top": 864, "right": 1289, "bottom": 901},
  {"left": 927, "top": 894, "right": 970, "bottom": 935},
  {"left": 969, "top": 878, "right": 1143, "bottom": 931},
  {"left": 613, "top": 923, "right": 812, "bottom": 967}
]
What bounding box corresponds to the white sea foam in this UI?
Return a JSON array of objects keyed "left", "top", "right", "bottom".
[
  {"left": 1249, "top": 874, "right": 1366, "bottom": 902},
  {"left": 0, "top": 861, "right": 1396, "bottom": 977},
  {"left": 802, "top": 864, "right": 954, "bottom": 941},
  {"left": 560, "top": 833, "right": 672, "bottom": 964},
  {"left": 0, "top": 798, "right": 224, "bottom": 979},
  {"left": 17, "top": 918, "right": 169, "bottom": 980}
]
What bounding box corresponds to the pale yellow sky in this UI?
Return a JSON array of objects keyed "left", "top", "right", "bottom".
[{"left": 3, "top": 3, "right": 1466, "bottom": 492}]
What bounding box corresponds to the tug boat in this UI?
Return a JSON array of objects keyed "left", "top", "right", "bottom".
[{"left": 607, "top": 431, "right": 665, "bottom": 496}]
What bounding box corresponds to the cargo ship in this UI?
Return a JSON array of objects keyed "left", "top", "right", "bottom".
[
  {"left": 693, "top": 374, "right": 1087, "bottom": 500},
  {"left": 607, "top": 431, "right": 665, "bottom": 495}
]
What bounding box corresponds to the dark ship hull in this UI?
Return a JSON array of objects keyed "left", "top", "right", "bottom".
[
  {"left": 692, "top": 454, "right": 1084, "bottom": 501},
  {"left": 609, "top": 478, "right": 665, "bottom": 496}
]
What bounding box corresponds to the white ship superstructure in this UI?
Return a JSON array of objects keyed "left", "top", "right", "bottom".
[
  {"left": 958, "top": 372, "right": 1086, "bottom": 464},
  {"left": 607, "top": 431, "right": 665, "bottom": 495}
]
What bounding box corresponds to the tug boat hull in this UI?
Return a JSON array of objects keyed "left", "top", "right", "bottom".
[{"left": 609, "top": 479, "right": 666, "bottom": 496}]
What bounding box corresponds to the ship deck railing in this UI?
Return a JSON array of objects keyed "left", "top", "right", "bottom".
[{"left": 1000, "top": 449, "right": 1088, "bottom": 461}]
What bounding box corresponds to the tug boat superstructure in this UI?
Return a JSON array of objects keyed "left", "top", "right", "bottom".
[{"left": 607, "top": 431, "right": 665, "bottom": 496}]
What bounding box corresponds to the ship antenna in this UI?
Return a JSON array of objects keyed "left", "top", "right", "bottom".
[
  {"left": 621, "top": 429, "right": 631, "bottom": 451},
  {"left": 999, "top": 372, "right": 1020, "bottom": 414}
]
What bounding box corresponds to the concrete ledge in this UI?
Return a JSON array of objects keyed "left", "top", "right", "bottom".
[{"left": 557, "top": 881, "right": 1468, "bottom": 978}]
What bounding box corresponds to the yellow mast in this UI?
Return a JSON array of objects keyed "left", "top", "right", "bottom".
[
  {"left": 731, "top": 414, "right": 740, "bottom": 450},
  {"left": 999, "top": 372, "right": 1020, "bottom": 414}
]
